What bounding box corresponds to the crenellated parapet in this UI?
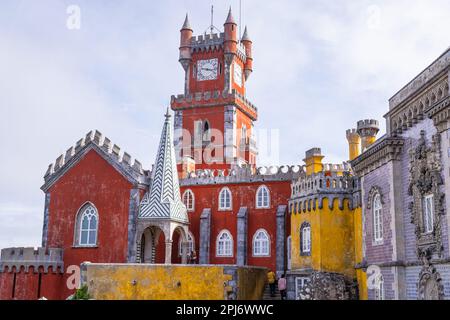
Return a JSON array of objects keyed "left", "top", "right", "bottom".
[
  {"left": 289, "top": 164, "right": 360, "bottom": 212},
  {"left": 180, "top": 164, "right": 304, "bottom": 186},
  {"left": 171, "top": 89, "right": 257, "bottom": 120},
  {"left": 41, "top": 130, "right": 150, "bottom": 192},
  {"left": 0, "top": 247, "right": 64, "bottom": 274}
]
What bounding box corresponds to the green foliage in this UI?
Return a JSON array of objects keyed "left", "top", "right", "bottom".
[{"left": 72, "top": 285, "right": 91, "bottom": 300}]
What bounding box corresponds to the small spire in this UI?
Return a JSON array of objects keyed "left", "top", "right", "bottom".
[
  {"left": 225, "top": 6, "right": 236, "bottom": 24},
  {"left": 165, "top": 107, "right": 171, "bottom": 118},
  {"left": 181, "top": 13, "right": 192, "bottom": 30},
  {"left": 241, "top": 26, "right": 251, "bottom": 41}
]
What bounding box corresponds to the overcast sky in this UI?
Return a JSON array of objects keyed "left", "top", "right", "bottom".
[{"left": 0, "top": 0, "right": 449, "bottom": 249}]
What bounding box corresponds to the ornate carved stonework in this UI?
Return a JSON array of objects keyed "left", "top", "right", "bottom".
[
  {"left": 408, "top": 130, "right": 445, "bottom": 259},
  {"left": 297, "top": 272, "right": 358, "bottom": 300},
  {"left": 418, "top": 258, "right": 444, "bottom": 300},
  {"left": 366, "top": 186, "right": 384, "bottom": 210}
]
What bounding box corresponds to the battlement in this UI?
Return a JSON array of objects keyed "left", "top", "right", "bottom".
[
  {"left": 346, "top": 128, "right": 358, "bottom": 138},
  {"left": 180, "top": 164, "right": 305, "bottom": 186},
  {"left": 357, "top": 119, "right": 379, "bottom": 131},
  {"left": 305, "top": 147, "right": 322, "bottom": 158},
  {"left": 291, "top": 168, "right": 353, "bottom": 199},
  {"left": 0, "top": 247, "right": 64, "bottom": 273},
  {"left": 42, "top": 130, "right": 149, "bottom": 190},
  {"left": 171, "top": 89, "right": 257, "bottom": 120},
  {"left": 189, "top": 32, "right": 247, "bottom": 61}
]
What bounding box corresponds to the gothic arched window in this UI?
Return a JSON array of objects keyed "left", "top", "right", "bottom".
[
  {"left": 75, "top": 203, "right": 98, "bottom": 247},
  {"left": 182, "top": 189, "right": 195, "bottom": 211},
  {"left": 203, "top": 120, "right": 211, "bottom": 141},
  {"left": 423, "top": 194, "right": 434, "bottom": 233},
  {"left": 373, "top": 194, "right": 383, "bottom": 243},
  {"left": 374, "top": 274, "right": 384, "bottom": 300},
  {"left": 253, "top": 229, "right": 270, "bottom": 256},
  {"left": 216, "top": 230, "right": 233, "bottom": 257},
  {"left": 219, "top": 187, "right": 232, "bottom": 210},
  {"left": 256, "top": 185, "right": 270, "bottom": 208}
]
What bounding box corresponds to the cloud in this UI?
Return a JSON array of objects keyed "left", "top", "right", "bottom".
[{"left": 0, "top": 0, "right": 449, "bottom": 248}]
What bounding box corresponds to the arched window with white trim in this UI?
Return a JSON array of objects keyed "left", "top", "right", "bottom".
[
  {"left": 182, "top": 189, "right": 195, "bottom": 211},
  {"left": 219, "top": 187, "right": 232, "bottom": 210},
  {"left": 75, "top": 203, "right": 98, "bottom": 246},
  {"left": 253, "top": 229, "right": 270, "bottom": 256},
  {"left": 256, "top": 185, "right": 270, "bottom": 208},
  {"left": 179, "top": 232, "right": 195, "bottom": 256},
  {"left": 373, "top": 194, "right": 383, "bottom": 243},
  {"left": 216, "top": 230, "right": 233, "bottom": 257},
  {"left": 300, "top": 222, "right": 311, "bottom": 255}
]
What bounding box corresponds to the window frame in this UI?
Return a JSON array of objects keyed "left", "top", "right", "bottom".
[
  {"left": 182, "top": 189, "right": 195, "bottom": 212},
  {"left": 373, "top": 193, "right": 383, "bottom": 244},
  {"left": 218, "top": 187, "right": 232, "bottom": 211},
  {"left": 74, "top": 202, "right": 99, "bottom": 247},
  {"left": 252, "top": 229, "right": 270, "bottom": 257},
  {"left": 216, "top": 230, "right": 233, "bottom": 257},
  {"left": 300, "top": 222, "right": 311, "bottom": 256},
  {"left": 374, "top": 274, "right": 385, "bottom": 300},
  {"left": 423, "top": 194, "right": 434, "bottom": 234},
  {"left": 255, "top": 185, "right": 270, "bottom": 209},
  {"left": 179, "top": 232, "right": 195, "bottom": 256}
]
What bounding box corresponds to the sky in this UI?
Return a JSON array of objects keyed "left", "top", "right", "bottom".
[{"left": 0, "top": 0, "right": 449, "bottom": 249}]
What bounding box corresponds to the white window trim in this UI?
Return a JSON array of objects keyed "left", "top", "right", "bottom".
[
  {"left": 252, "top": 229, "right": 270, "bottom": 257},
  {"left": 373, "top": 194, "right": 383, "bottom": 245},
  {"left": 295, "top": 277, "right": 310, "bottom": 300},
  {"left": 182, "top": 189, "right": 195, "bottom": 212},
  {"left": 74, "top": 202, "right": 99, "bottom": 248},
  {"left": 423, "top": 194, "right": 434, "bottom": 234},
  {"left": 301, "top": 226, "right": 311, "bottom": 253},
  {"left": 179, "top": 232, "right": 195, "bottom": 256},
  {"left": 216, "top": 230, "right": 233, "bottom": 257},
  {"left": 218, "top": 187, "right": 232, "bottom": 211},
  {"left": 255, "top": 185, "right": 270, "bottom": 209}
]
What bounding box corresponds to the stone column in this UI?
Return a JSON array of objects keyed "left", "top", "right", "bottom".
[
  {"left": 181, "top": 241, "right": 189, "bottom": 264},
  {"left": 165, "top": 240, "right": 173, "bottom": 264},
  {"left": 199, "top": 208, "right": 211, "bottom": 264},
  {"left": 41, "top": 193, "right": 51, "bottom": 248},
  {"left": 236, "top": 207, "right": 248, "bottom": 266},
  {"left": 276, "top": 205, "right": 287, "bottom": 277},
  {"left": 127, "top": 188, "right": 140, "bottom": 263}
]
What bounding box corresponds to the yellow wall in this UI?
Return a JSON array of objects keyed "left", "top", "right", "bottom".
[
  {"left": 290, "top": 198, "right": 356, "bottom": 278},
  {"left": 83, "top": 264, "right": 266, "bottom": 300}
]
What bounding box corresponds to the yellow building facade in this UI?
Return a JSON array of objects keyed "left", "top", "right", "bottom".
[{"left": 286, "top": 122, "right": 378, "bottom": 300}]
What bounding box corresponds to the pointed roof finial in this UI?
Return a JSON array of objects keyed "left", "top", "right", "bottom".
[
  {"left": 241, "top": 26, "right": 251, "bottom": 41},
  {"left": 225, "top": 6, "right": 236, "bottom": 24},
  {"left": 181, "top": 13, "right": 192, "bottom": 30},
  {"left": 165, "top": 107, "right": 171, "bottom": 118}
]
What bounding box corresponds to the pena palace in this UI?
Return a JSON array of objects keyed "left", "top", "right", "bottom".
[{"left": 1, "top": 8, "right": 450, "bottom": 300}]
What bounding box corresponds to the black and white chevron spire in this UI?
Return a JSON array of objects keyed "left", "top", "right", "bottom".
[{"left": 139, "top": 109, "right": 188, "bottom": 222}]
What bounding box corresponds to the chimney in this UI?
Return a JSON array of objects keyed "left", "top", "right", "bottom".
[
  {"left": 346, "top": 129, "right": 361, "bottom": 161},
  {"left": 357, "top": 119, "right": 380, "bottom": 152},
  {"left": 303, "top": 148, "right": 324, "bottom": 176}
]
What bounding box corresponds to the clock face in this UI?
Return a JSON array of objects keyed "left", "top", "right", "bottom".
[
  {"left": 233, "top": 62, "right": 242, "bottom": 87},
  {"left": 197, "top": 58, "right": 218, "bottom": 81}
]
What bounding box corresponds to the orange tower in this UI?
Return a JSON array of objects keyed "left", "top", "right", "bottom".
[{"left": 171, "top": 8, "right": 258, "bottom": 173}]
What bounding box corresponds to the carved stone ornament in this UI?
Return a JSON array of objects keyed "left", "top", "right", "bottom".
[
  {"left": 366, "top": 186, "right": 384, "bottom": 210},
  {"left": 418, "top": 258, "right": 444, "bottom": 300},
  {"left": 407, "top": 130, "right": 445, "bottom": 259}
]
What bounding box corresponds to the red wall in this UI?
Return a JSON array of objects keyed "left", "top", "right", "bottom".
[
  {"left": 46, "top": 149, "right": 134, "bottom": 298},
  {"left": 181, "top": 180, "right": 291, "bottom": 271}
]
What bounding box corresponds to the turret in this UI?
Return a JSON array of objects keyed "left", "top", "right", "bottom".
[
  {"left": 303, "top": 148, "right": 324, "bottom": 176},
  {"left": 179, "top": 14, "right": 193, "bottom": 71},
  {"left": 346, "top": 129, "right": 361, "bottom": 161},
  {"left": 357, "top": 119, "right": 379, "bottom": 152},
  {"left": 223, "top": 7, "right": 237, "bottom": 55},
  {"left": 241, "top": 26, "right": 253, "bottom": 80}
]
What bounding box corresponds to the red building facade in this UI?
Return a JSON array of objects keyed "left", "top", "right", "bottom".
[{"left": 0, "top": 9, "right": 296, "bottom": 300}]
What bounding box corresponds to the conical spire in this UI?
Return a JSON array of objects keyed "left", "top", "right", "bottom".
[
  {"left": 138, "top": 111, "right": 188, "bottom": 223},
  {"left": 225, "top": 7, "right": 236, "bottom": 24},
  {"left": 181, "top": 13, "right": 192, "bottom": 30},
  {"left": 241, "top": 26, "right": 251, "bottom": 41}
]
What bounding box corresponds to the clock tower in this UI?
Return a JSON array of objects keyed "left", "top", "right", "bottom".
[{"left": 171, "top": 8, "right": 258, "bottom": 174}]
